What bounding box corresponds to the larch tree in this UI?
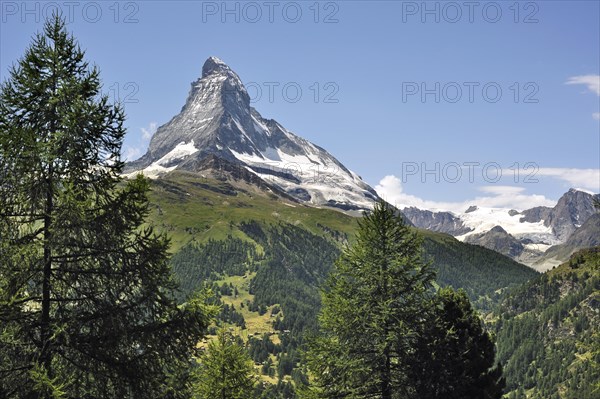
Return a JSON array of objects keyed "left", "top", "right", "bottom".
[
  {"left": 302, "top": 201, "right": 504, "bottom": 399},
  {"left": 303, "top": 201, "right": 436, "bottom": 399},
  {"left": 193, "top": 328, "right": 257, "bottom": 399},
  {"left": 0, "top": 15, "right": 213, "bottom": 399}
]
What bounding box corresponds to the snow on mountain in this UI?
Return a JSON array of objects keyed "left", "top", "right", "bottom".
[
  {"left": 404, "top": 188, "right": 599, "bottom": 270},
  {"left": 125, "top": 57, "right": 379, "bottom": 211},
  {"left": 455, "top": 207, "right": 556, "bottom": 243},
  {"left": 230, "top": 143, "right": 376, "bottom": 210},
  {"left": 128, "top": 141, "right": 200, "bottom": 179}
]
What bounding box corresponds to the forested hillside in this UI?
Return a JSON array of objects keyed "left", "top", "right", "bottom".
[
  {"left": 494, "top": 248, "right": 600, "bottom": 398},
  {"left": 160, "top": 173, "right": 539, "bottom": 397},
  {"left": 152, "top": 172, "right": 537, "bottom": 304}
]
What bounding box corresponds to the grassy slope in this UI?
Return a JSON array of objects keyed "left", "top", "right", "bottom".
[
  {"left": 145, "top": 172, "right": 541, "bottom": 386},
  {"left": 145, "top": 171, "right": 357, "bottom": 253},
  {"left": 147, "top": 171, "right": 537, "bottom": 304}
]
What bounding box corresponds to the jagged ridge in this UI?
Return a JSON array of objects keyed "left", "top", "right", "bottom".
[{"left": 125, "top": 56, "right": 379, "bottom": 211}]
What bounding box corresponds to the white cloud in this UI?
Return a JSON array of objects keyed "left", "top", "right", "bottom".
[
  {"left": 471, "top": 186, "right": 555, "bottom": 210},
  {"left": 478, "top": 185, "right": 525, "bottom": 196},
  {"left": 566, "top": 75, "right": 600, "bottom": 119},
  {"left": 123, "top": 146, "right": 142, "bottom": 161},
  {"left": 376, "top": 176, "right": 556, "bottom": 213},
  {"left": 376, "top": 167, "right": 599, "bottom": 214},
  {"left": 141, "top": 122, "right": 158, "bottom": 141},
  {"left": 536, "top": 168, "right": 600, "bottom": 192},
  {"left": 566, "top": 75, "right": 600, "bottom": 96},
  {"left": 375, "top": 175, "right": 433, "bottom": 209},
  {"left": 121, "top": 122, "right": 157, "bottom": 161}
]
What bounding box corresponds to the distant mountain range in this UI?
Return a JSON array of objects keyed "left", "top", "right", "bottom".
[
  {"left": 125, "top": 56, "right": 378, "bottom": 212},
  {"left": 125, "top": 56, "right": 598, "bottom": 271},
  {"left": 403, "top": 189, "right": 600, "bottom": 271}
]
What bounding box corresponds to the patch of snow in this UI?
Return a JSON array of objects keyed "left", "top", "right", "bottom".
[
  {"left": 574, "top": 187, "right": 596, "bottom": 195},
  {"left": 232, "top": 146, "right": 375, "bottom": 210},
  {"left": 125, "top": 141, "right": 199, "bottom": 179},
  {"left": 524, "top": 243, "right": 553, "bottom": 252},
  {"left": 456, "top": 207, "right": 553, "bottom": 240},
  {"left": 252, "top": 115, "right": 271, "bottom": 136},
  {"left": 155, "top": 141, "right": 199, "bottom": 165}
]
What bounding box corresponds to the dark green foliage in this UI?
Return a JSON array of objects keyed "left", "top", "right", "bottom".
[
  {"left": 261, "top": 358, "right": 275, "bottom": 376},
  {"left": 248, "top": 334, "right": 281, "bottom": 364},
  {"left": 303, "top": 202, "right": 504, "bottom": 399},
  {"left": 409, "top": 288, "right": 505, "bottom": 399},
  {"left": 172, "top": 219, "right": 339, "bottom": 335},
  {"left": 494, "top": 249, "right": 600, "bottom": 398},
  {"left": 171, "top": 236, "right": 261, "bottom": 300},
  {"left": 422, "top": 233, "right": 539, "bottom": 309},
  {"left": 277, "top": 351, "right": 298, "bottom": 379},
  {"left": 246, "top": 223, "right": 339, "bottom": 335},
  {"left": 303, "top": 202, "right": 437, "bottom": 398},
  {"left": 168, "top": 211, "right": 535, "bottom": 398},
  {"left": 218, "top": 303, "right": 246, "bottom": 329},
  {"left": 254, "top": 380, "right": 296, "bottom": 399},
  {"left": 0, "top": 16, "right": 212, "bottom": 398},
  {"left": 193, "top": 329, "right": 257, "bottom": 399},
  {"left": 169, "top": 221, "right": 339, "bottom": 391}
]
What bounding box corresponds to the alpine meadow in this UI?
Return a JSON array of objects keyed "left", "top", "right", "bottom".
[{"left": 1, "top": 6, "right": 599, "bottom": 399}]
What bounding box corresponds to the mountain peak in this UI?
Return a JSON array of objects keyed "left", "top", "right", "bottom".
[
  {"left": 124, "top": 56, "right": 379, "bottom": 211},
  {"left": 202, "top": 56, "right": 233, "bottom": 78},
  {"left": 489, "top": 225, "right": 508, "bottom": 234}
]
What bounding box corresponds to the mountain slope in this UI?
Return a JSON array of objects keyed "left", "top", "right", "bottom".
[
  {"left": 521, "top": 189, "right": 599, "bottom": 241},
  {"left": 535, "top": 213, "right": 600, "bottom": 268},
  {"left": 463, "top": 225, "right": 525, "bottom": 258},
  {"left": 143, "top": 172, "right": 537, "bottom": 306},
  {"left": 404, "top": 190, "right": 599, "bottom": 269},
  {"left": 126, "top": 56, "right": 378, "bottom": 211},
  {"left": 402, "top": 206, "right": 472, "bottom": 235},
  {"left": 494, "top": 248, "right": 600, "bottom": 399},
  {"left": 138, "top": 170, "right": 538, "bottom": 395}
]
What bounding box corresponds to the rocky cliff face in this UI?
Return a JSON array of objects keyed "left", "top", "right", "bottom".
[
  {"left": 403, "top": 189, "right": 599, "bottom": 269},
  {"left": 463, "top": 225, "right": 525, "bottom": 259},
  {"left": 125, "top": 57, "right": 379, "bottom": 211},
  {"left": 403, "top": 207, "right": 472, "bottom": 235},
  {"left": 519, "top": 190, "right": 598, "bottom": 241}
]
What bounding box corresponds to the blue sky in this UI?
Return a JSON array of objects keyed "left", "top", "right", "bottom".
[{"left": 1, "top": 0, "right": 599, "bottom": 211}]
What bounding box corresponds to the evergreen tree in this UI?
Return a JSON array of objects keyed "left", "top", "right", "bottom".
[
  {"left": 302, "top": 202, "right": 504, "bottom": 399},
  {"left": 0, "top": 15, "right": 213, "bottom": 398},
  {"left": 193, "top": 329, "right": 257, "bottom": 399},
  {"left": 303, "top": 201, "right": 436, "bottom": 398},
  {"left": 409, "top": 287, "right": 505, "bottom": 399}
]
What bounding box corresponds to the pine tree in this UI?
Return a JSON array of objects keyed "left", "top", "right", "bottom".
[
  {"left": 409, "top": 287, "right": 505, "bottom": 399},
  {"left": 0, "top": 15, "right": 213, "bottom": 398},
  {"left": 193, "top": 329, "right": 257, "bottom": 399},
  {"left": 302, "top": 201, "right": 505, "bottom": 399},
  {"left": 303, "top": 201, "right": 436, "bottom": 398}
]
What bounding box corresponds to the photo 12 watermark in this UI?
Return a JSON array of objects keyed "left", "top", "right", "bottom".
[
  {"left": 103, "top": 82, "right": 140, "bottom": 104},
  {"left": 199, "top": 1, "right": 340, "bottom": 24},
  {"left": 401, "top": 82, "right": 539, "bottom": 104},
  {"left": 399, "top": 161, "right": 540, "bottom": 184},
  {"left": 400, "top": 1, "right": 540, "bottom": 24},
  {"left": 1, "top": 1, "right": 140, "bottom": 24},
  {"left": 239, "top": 81, "right": 340, "bottom": 104}
]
